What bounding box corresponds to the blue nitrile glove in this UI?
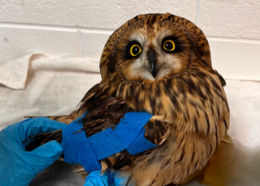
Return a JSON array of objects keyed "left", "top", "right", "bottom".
[
  {"left": 84, "top": 170, "right": 130, "bottom": 186},
  {"left": 0, "top": 117, "right": 66, "bottom": 186}
]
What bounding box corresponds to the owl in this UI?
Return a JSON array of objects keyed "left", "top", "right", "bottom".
[{"left": 28, "top": 13, "right": 230, "bottom": 185}]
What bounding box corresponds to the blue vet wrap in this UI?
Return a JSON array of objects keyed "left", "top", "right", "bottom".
[{"left": 62, "top": 111, "right": 157, "bottom": 173}]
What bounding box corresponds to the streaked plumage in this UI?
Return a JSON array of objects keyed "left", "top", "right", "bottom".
[{"left": 27, "top": 13, "right": 229, "bottom": 185}]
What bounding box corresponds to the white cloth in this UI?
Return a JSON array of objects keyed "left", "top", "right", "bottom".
[
  {"left": 0, "top": 54, "right": 101, "bottom": 128},
  {"left": 0, "top": 54, "right": 259, "bottom": 185},
  {"left": 0, "top": 54, "right": 100, "bottom": 90}
]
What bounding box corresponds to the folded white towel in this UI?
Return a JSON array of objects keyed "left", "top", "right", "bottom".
[
  {"left": 0, "top": 54, "right": 100, "bottom": 89},
  {"left": 0, "top": 54, "right": 34, "bottom": 89},
  {"left": 0, "top": 54, "right": 101, "bottom": 130}
]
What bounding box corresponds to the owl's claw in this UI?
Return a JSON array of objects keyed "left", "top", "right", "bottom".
[{"left": 158, "top": 128, "right": 170, "bottom": 145}]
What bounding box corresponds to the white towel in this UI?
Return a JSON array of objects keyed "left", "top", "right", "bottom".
[
  {"left": 0, "top": 54, "right": 101, "bottom": 129},
  {"left": 0, "top": 54, "right": 100, "bottom": 90}
]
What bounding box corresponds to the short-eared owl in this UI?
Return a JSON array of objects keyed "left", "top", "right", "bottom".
[{"left": 28, "top": 13, "right": 229, "bottom": 186}]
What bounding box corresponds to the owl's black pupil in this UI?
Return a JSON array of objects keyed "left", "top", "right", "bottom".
[
  {"left": 165, "top": 42, "right": 173, "bottom": 50},
  {"left": 132, "top": 46, "right": 140, "bottom": 55}
]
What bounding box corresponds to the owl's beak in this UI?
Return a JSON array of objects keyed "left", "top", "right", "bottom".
[{"left": 147, "top": 49, "right": 157, "bottom": 78}]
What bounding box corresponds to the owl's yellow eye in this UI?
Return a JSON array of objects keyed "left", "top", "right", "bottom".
[
  {"left": 163, "top": 40, "right": 175, "bottom": 51},
  {"left": 130, "top": 44, "right": 142, "bottom": 56}
]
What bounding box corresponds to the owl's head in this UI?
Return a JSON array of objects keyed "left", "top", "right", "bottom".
[{"left": 100, "top": 13, "right": 212, "bottom": 84}]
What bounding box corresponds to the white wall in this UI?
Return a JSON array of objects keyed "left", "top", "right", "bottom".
[{"left": 1, "top": 0, "right": 260, "bottom": 81}]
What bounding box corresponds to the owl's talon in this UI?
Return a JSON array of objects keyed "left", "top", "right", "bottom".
[{"left": 158, "top": 128, "right": 170, "bottom": 145}]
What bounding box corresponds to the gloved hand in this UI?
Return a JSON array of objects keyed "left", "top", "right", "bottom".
[
  {"left": 84, "top": 170, "right": 129, "bottom": 186},
  {"left": 0, "top": 117, "right": 66, "bottom": 186},
  {"left": 0, "top": 111, "right": 152, "bottom": 186}
]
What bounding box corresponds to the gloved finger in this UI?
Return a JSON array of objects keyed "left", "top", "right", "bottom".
[
  {"left": 25, "top": 141, "right": 63, "bottom": 172},
  {"left": 113, "top": 171, "right": 133, "bottom": 186},
  {"left": 18, "top": 117, "right": 66, "bottom": 142},
  {"left": 84, "top": 170, "right": 132, "bottom": 186},
  {"left": 32, "top": 140, "right": 63, "bottom": 158},
  {"left": 84, "top": 171, "right": 108, "bottom": 186}
]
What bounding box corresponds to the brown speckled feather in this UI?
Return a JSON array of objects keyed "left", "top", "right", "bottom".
[{"left": 26, "top": 13, "right": 229, "bottom": 186}]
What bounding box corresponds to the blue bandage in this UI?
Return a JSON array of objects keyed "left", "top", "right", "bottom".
[{"left": 62, "top": 112, "right": 157, "bottom": 173}]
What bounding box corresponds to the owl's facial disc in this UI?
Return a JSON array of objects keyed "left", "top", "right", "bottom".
[{"left": 116, "top": 27, "right": 191, "bottom": 81}]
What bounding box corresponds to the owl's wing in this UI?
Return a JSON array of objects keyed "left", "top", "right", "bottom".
[
  {"left": 24, "top": 109, "right": 83, "bottom": 124},
  {"left": 78, "top": 83, "right": 170, "bottom": 146},
  {"left": 24, "top": 85, "right": 170, "bottom": 175}
]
